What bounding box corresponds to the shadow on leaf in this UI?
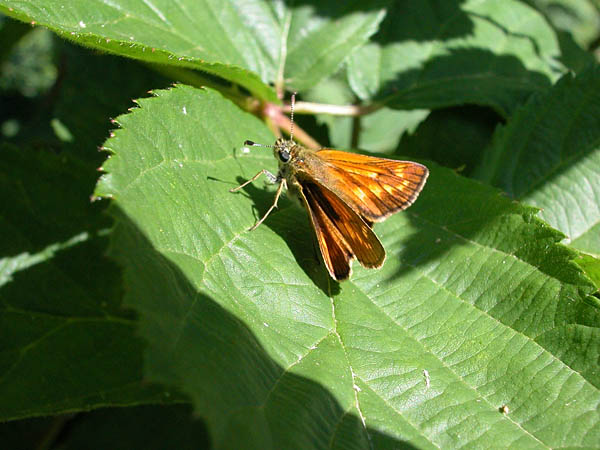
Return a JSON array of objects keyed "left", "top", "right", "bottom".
[
  {"left": 107, "top": 205, "right": 418, "bottom": 448},
  {"left": 379, "top": 48, "right": 552, "bottom": 117},
  {"left": 231, "top": 175, "right": 340, "bottom": 297}
]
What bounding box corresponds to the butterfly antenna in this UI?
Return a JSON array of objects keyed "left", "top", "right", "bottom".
[
  {"left": 289, "top": 91, "right": 297, "bottom": 142},
  {"left": 244, "top": 140, "right": 273, "bottom": 148}
]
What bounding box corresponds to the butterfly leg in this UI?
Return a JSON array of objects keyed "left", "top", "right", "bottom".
[
  {"left": 229, "top": 169, "right": 278, "bottom": 193},
  {"left": 249, "top": 178, "right": 287, "bottom": 231}
]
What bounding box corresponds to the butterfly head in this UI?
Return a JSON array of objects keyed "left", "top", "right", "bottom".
[
  {"left": 274, "top": 138, "right": 296, "bottom": 165},
  {"left": 243, "top": 138, "right": 300, "bottom": 171}
]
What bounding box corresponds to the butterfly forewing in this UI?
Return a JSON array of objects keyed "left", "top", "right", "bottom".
[{"left": 298, "top": 150, "right": 429, "bottom": 223}]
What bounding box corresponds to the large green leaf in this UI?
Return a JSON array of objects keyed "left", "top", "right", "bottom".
[
  {"left": 0, "top": 15, "right": 34, "bottom": 68},
  {"left": 59, "top": 405, "right": 209, "bottom": 449},
  {"left": 96, "top": 85, "right": 600, "bottom": 448},
  {"left": 0, "top": 415, "right": 64, "bottom": 449},
  {"left": 523, "top": 0, "right": 600, "bottom": 47},
  {"left": 52, "top": 42, "right": 171, "bottom": 162},
  {"left": 0, "top": 0, "right": 388, "bottom": 101},
  {"left": 396, "top": 105, "right": 500, "bottom": 175},
  {"left": 0, "top": 145, "right": 172, "bottom": 421},
  {"left": 347, "top": 0, "right": 564, "bottom": 116},
  {"left": 0, "top": 405, "right": 209, "bottom": 449},
  {"left": 0, "top": 44, "right": 179, "bottom": 422},
  {"left": 576, "top": 254, "right": 600, "bottom": 291},
  {"left": 0, "top": 23, "right": 56, "bottom": 98},
  {"left": 474, "top": 65, "right": 600, "bottom": 258}
]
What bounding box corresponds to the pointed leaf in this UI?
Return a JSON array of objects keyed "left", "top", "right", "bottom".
[
  {"left": 0, "top": 46, "right": 182, "bottom": 421},
  {"left": 523, "top": 0, "right": 600, "bottom": 47},
  {"left": 474, "top": 65, "right": 600, "bottom": 258},
  {"left": 347, "top": 0, "right": 563, "bottom": 116},
  {"left": 576, "top": 254, "right": 600, "bottom": 291},
  {"left": 60, "top": 405, "right": 209, "bottom": 449},
  {"left": 0, "top": 145, "right": 172, "bottom": 421},
  {"left": 396, "top": 106, "right": 500, "bottom": 174},
  {"left": 0, "top": 0, "right": 388, "bottom": 100},
  {"left": 96, "top": 85, "right": 600, "bottom": 448}
]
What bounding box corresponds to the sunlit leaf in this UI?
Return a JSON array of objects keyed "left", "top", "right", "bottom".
[
  {"left": 523, "top": 0, "right": 600, "bottom": 47},
  {"left": 95, "top": 85, "right": 600, "bottom": 448},
  {"left": 0, "top": 0, "right": 388, "bottom": 100},
  {"left": 347, "top": 0, "right": 564, "bottom": 116},
  {"left": 474, "top": 65, "right": 600, "bottom": 258}
]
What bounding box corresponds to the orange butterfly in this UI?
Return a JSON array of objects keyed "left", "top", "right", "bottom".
[{"left": 231, "top": 96, "right": 428, "bottom": 280}]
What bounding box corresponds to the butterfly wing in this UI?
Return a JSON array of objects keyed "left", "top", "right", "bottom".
[
  {"left": 300, "top": 185, "right": 353, "bottom": 280},
  {"left": 298, "top": 150, "right": 429, "bottom": 223},
  {"left": 297, "top": 179, "right": 385, "bottom": 280}
]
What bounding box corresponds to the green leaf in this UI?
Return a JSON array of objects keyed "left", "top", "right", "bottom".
[
  {"left": 349, "top": 107, "right": 429, "bottom": 153},
  {"left": 0, "top": 145, "right": 173, "bottom": 421},
  {"left": 52, "top": 42, "right": 171, "bottom": 162},
  {"left": 396, "top": 106, "right": 500, "bottom": 175},
  {"left": 523, "top": 0, "right": 600, "bottom": 47},
  {"left": 0, "top": 0, "right": 388, "bottom": 101},
  {"left": 0, "top": 42, "right": 184, "bottom": 421},
  {"left": 0, "top": 15, "right": 33, "bottom": 65},
  {"left": 0, "top": 405, "right": 209, "bottom": 450},
  {"left": 0, "top": 415, "right": 60, "bottom": 449},
  {"left": 59, "top": 405, "right": 209, "bottom": 450},
  {"left": 474, "top": 65, "right": 600, "bottom": 258},
  {"left": 517, "top": 1, "right": 598, "bottom": 74},
  {"left": 96, "top": 85, "right": 600, "bottom": 448},
  {"left": 347, "top": 0, "right": 563, "bottom": 116},
  {"left": 553, "top": 28, "right": 597, "bottom": 74},
  {"left": 0, "top": 24, "right": 56, "bottom": 98},
  {"left": 576, "top": 253, "right": 600, "bottom": 291}
]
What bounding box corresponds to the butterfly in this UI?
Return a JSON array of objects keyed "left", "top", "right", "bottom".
[{"left": 230, "top": 95, "right": 428, "bottom": 281}]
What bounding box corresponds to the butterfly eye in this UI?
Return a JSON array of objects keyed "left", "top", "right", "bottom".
[{"left": 278, "top": 149, "right": 291, "bottom": 163}]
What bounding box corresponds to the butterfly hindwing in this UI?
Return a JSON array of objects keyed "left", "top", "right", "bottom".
[
  {"left": 298, "top": 180, "right": 385, "bottom": 280},
  {"left": 298, "top": 183, "right": 352, "bottom": 280}
]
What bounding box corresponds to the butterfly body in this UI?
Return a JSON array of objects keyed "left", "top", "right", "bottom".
[
  {"left": 240, "top": 137, "right": 428, "bottom": 281},
  {"left": 229, "top": 94, "right": 427, "bottom": 281}
]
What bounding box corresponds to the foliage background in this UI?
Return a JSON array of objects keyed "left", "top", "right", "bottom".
[{"left": 0, "top": 1, "right": 599, "bottom": 448}]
